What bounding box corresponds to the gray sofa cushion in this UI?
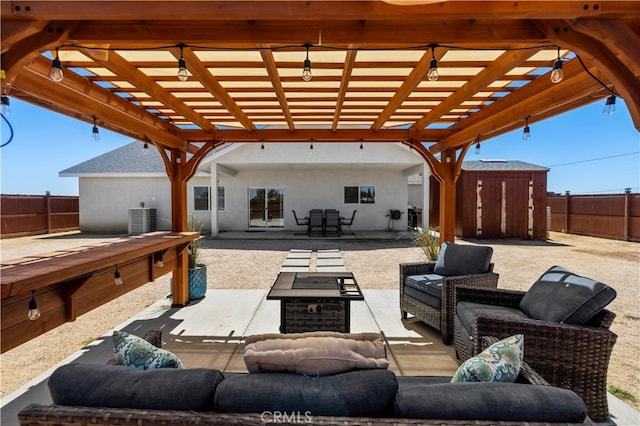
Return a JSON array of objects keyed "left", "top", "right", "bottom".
[
  {"left": 519, "top": 266, "right": 617, "bottom": 324},
  {"left": 394, "top": 381, "right": 587, "bottom": 422},
  {"left": 215, "top": 369, "right": 397, "bottom": 417},
  {"left": 434, "top": 242, "right": 493, "bottom": 276},
  {"left": 403, "top": 285, "right": 442, "bottom": 309},
  {"left": 48, "top": 363, "right": 223, "bottom": 411}
]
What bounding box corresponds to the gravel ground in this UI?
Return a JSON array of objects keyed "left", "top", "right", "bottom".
[{"left": 1, "top": 231, "right": 638, "bottom": 409}]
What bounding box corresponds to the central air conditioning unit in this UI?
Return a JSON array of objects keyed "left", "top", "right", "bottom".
[{"left": 128, "top": 208, "right": 157, "bottom": 235}]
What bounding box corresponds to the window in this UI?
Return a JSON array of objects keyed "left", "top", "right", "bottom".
[
  {"left": 344, "top": 186, "right": 359, "bottom": 204},
  {"left": 360, "top": 185, "right": 376, "bottom": 204},
  {"left": 344, "top": 185, "right": 376, "bottom": 204},
  {"left": 194, "top": 186, "right": 210, "bottom": 211},
  {"left": 217, "top": 186, "right": 225, "bottom": 211}
]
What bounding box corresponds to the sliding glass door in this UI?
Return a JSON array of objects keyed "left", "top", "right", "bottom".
[{"left": 248, "top": 188, "right": 284, "bottom": 228}]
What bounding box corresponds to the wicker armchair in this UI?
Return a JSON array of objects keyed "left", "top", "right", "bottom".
[
  {"left": 454, "top": 285, "right": 617, "bottom": 423},
  {"left": 399, "top": 256, "right": 499, "bottom": 345}
]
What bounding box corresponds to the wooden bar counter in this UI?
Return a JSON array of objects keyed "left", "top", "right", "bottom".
[{"left": 1, "top": 231, "right": 198, "bottom": 353}]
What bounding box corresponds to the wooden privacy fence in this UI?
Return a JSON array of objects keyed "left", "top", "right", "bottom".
[
  {"left": 547, "top": 191, "right": 639, "bottom": 242},
  {"left": 1, "top": 194, "right": 79, "bottom": 238}
]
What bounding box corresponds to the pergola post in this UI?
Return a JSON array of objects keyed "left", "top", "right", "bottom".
[
  {"left": 410, "top": 142, "right": 469, "bottom": 245},
  {"left": 169, "top": 149, "right": 190, "bottom": 306}
]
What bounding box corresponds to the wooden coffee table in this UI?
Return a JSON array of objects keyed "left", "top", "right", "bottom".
[{"left": 266, "top": 272, "right": 364, "bottom": 333}]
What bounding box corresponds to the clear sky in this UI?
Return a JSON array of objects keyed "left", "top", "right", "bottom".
[{"left": 1, "top": 97, "right": 638, "bottom": 196}]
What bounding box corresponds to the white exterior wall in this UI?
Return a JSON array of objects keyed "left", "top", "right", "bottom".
[
  {"left": 216, "top": 168, "right": 409, "bottom": 232},
  {"left": 78, "top": 176, "right": 171, "bottom": 232},
  {"left": 74, "top": 142, "right": 430, "bottom": 234}
]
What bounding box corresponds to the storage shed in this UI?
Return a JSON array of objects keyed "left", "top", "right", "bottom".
[{"left": 429, "top": 160, "right": 549, "bottom": 240}]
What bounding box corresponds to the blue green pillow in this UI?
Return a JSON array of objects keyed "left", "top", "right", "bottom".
[
  {"left": 113, "top": 330, "right": 184, "bottom": 369},
  {"left": 451, "top": 334, "right": 523, "bottom": 383}
]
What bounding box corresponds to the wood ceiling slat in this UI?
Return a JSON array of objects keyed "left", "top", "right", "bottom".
[{"left": 333, "top": 47, "right": 358, "bottom": 131}]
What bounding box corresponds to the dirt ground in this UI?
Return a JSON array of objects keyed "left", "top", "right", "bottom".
[{"left": 1, "top": 231, "right": 638, "bottom": 409}]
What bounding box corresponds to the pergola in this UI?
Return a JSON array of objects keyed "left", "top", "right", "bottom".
[{"left": 2, "top": 1, "right": 639, "bottom": 308}]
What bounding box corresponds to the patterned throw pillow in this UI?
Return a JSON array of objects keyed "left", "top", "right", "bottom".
[
  {"left": 450, "top": 334, "right": 523, "bottom": 383},
  {"left": 113, "top": 330, "right": 185, "bottom": 370}
]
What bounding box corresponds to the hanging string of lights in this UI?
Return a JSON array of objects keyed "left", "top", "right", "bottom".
[{"left": 0, "top": 41, "right": 618, "bottom": 147}]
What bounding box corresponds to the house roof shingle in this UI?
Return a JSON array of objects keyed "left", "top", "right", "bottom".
[
  {"left": 59, "top": 141, "right": 166, "bottom": 175},
  {"left": 462, "top": 160, "right": 549, "bottom": 171}
]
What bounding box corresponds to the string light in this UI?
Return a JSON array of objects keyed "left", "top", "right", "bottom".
[
  {"left": 177, "top": 45, "right": 188, "bottom": 82},
  {"left": 603, "top": 95, "right": 616, "bottom": 116},
  {"left": 50, "top": 48, "right": 64, "bottom": 82},
  {"left": 550, "top": 48, "right": 563, "bottom": 84},
  {"left": 27, "top": 290, "right": 41, "bottom": 320},
  {"left": 427, "top": 45, "right": 439, "bottom": 81},
  {"left": 114, "top": 265, "right": 123, "bottom": 286},
  {"left": 302, "top": 44, "right": 312, "bottom": 82},
  {"left": 474, "top": 136, "right": 481, "bottom": 155},
  {"left": 1, "top": 90, "right": 10, "bottom": 115},
  {"left": 523, "top": 116, "right": 531, "bottom": 140},
  {"left": 91, "top": 115, "right": 100, "bottom": 141},
  {"left": 143, "top": 142, "right": 149, "bottom": 153}
]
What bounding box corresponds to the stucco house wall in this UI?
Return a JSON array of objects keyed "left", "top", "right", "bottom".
[{"left": 62, "top": 141, "right": 431, "bottom": 235}]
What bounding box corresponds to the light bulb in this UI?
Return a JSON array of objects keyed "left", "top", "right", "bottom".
[
  {"left": 144, "top": 142, "right": 149, "bottom": 154},
  {"left": 27, "top": 291, "right": 41, "bottom": 320},
  {"left": 475, "top": 143, "right": 481, "bottom": 155},
  {"left": 1, "top": 92, "right": 10, "bottom": 115},
  {"left": 550, "top": 58, "right": 563, "bottom": 84},
  {"left": 114, "top": 267, "right": 123, "bottom": 286},
  {"left": 603, "top": 95, "right": 616, "bottom": 116},
  {"left": 50, "top": 57, "right": 64, "bottom": 82},
  {"left": 92, "top": 125, "right": 100, "bottom": 141},
  {"left": 428, "top": 58, "right": 439, "bottom": 81},
  {"left": 302, "top": 58, "right": 312, "bottom": 82},
  {"left": 157, "top": 254, "right": 164, "bottom": 268},
  {"left": 177, "top": 57, "right": 188, "bottom": 82},
  {"left": 523, "top": 125, "right": 531, "bottom": 141}
]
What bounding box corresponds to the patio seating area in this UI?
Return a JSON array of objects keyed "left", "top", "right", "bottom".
[{"left": 1, "top": 288, "right": 463, "bottom": 425}]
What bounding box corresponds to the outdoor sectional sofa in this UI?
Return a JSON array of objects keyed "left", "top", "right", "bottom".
[{"left": 17, "top": 332, "right": 596, "bottom": 426}]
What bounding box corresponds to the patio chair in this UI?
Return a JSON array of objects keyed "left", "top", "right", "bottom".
[
  {"left": 325, "top": 209, "right": 342, "bottom": 237},
  {"left": 453, "top": 265, "right": 617, "bottom": 422},
  {"left": 340, "top": 210, "right": 357, "bottom": 227},
  {"left": 307, "top": 209, "right": 324, "bottom": 237},
  {"left": 292, "top": 210, "right": 308, "bottom": 227},
  {"left": 399, "top": 242, "right": 498, "bottom": 345}
]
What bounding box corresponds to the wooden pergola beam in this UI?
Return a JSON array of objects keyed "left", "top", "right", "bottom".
[
  {"left": 412, "top": 48, "right": 538, "bottom": 130},
  {"left": 332, "top": 47, "right": 358, "bottom": 132},
  {"left": 13, "top": 56, "right": 186, "bottom": 150},
  {"left": 372, "top": 47, "right": 446, "bottom": 131},
  {"left": 176, "top": 46, "right": 256, "bottom": 132},
  {"left": 432, "top": 58, "right": 597, "bottom": 151},
  {"left": 260, "top": 46, "right": 295, "bottom": 132},
  {"left": 4, "top": 1, "right": 637, "bottom": 21},
  {"left": 80, "top": 48, "right": 216, "bottom": 134}
]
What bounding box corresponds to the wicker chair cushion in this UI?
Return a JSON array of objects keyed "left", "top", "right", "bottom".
[
  {"left": 113, "top": 330, "right": 184, "bottom": 369},
  {"left": 519, "top": 266, "right": 617, "bottom": 324},
  {"left": 404, "top": 274, "right": 443, "bottom": 308},
  {"left": 451, "top": 334, "right": 523, "bottom": 383},
  {"left": 393, "top": 381, "right": 587, "bottom": 422},
  {"left": 455, "top": 302, "right": 529, "bottom": 357},
  {"left": 215, "top": 369, "right": 398, "bottom": 417},
  {"left": 48, "top": 363, "right": 223, "bottom": 411},
  {"left": 403, "top": 285, "right": 442, "bottom": 309},
  {"left": 433, "top": 243, "right": 493, "bottom": 276}
]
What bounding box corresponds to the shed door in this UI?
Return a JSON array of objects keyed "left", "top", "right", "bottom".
[
  {"left": 477, "top": 177, "right": 530, "bottom": 238},
  {"left": 477, "top": 178, "right": 502, "bottom": 238}
]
